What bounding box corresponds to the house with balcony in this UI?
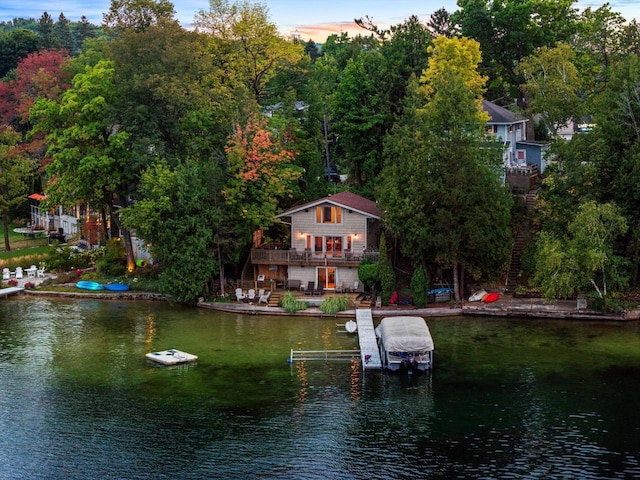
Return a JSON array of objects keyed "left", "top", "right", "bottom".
[
  {"left": 483, "top": 100, "right": 549, "bottom": 192},
  {"left": 250, "top": 191, "right": 382, "bottom": 293}
]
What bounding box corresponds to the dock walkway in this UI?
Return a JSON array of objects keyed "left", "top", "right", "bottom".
[
  {"left": 0, "top": 287, "right": 24, "bottom": 298},
  {"left": 356, "top": 308, "right": 382, "bottom": 370}
]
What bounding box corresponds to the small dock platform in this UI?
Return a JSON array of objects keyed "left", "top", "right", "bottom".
[
  {"left": 356, "top": 309, "right": 382, "bottom": 370},
  {"left": 0, "top": 287, "right": 24, "bottom": 298}
]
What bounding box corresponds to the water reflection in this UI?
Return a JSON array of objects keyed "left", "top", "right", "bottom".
[{"left": 1, "top": 297, "right": 640, "bottom": 479}]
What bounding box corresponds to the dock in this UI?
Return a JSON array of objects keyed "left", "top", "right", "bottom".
[
  {"left": 289, "top": 309, "right": 382, "bottom": 371},
  {"left": 0, "top": 287, "right": 24, "bottom": 298},
  {"left": 356, "top": 309, "right": 382, "bottom": 370}
]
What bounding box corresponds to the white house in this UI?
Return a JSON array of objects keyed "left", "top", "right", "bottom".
[{"left": 250, "top": 191, "right": 381, "bottom": 293}]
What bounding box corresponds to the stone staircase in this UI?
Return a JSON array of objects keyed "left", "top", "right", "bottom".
[{"left": 506, "top": 193, "right": 536, "bottom": 293}]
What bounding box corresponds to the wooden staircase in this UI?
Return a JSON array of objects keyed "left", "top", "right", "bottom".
[
  {"left": 506, "top": 193, "right": 537, "bottom": 293},
  {"left": 267, "top": 291, "right": 281, "bottom": 307}
]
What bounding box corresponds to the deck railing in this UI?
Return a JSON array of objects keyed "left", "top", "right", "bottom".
[{"left": 251, "top": 248, "right": 379, "bottom": 265}]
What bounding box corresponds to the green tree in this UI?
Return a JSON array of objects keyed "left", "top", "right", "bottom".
[
  {"left": 453, "top": 0, "right": 578, "bottom": 106},
  {"left": 410, "top": 266, "right": 429, "bottom": 308},
  {"left": 517, "top": 43, "right": 582, "bottom": 138},
  {"left": 55, "top": 13, "right": 76, "bottom": 54},
  {"left": 378, "top": 234, "right": 395, "bottom": 306},
  {"left": 30, "top": 59, "right": 134, "bottom": 265},
  {"left": 195, "top": 0, "right": 303, "bottom": 101},
  {"left": 122, "top": 160, "right": 220, "bottom": 303},
  {"left": 0, "top": 126, "right": 34, "bottom": 251},
  {"left": 378, "top": 37, "right": 512, "bottom": 301},
  {"left": 0, "top": 28, "right": 40, "bottom": 77},
  {"left": 103, "top": 0, "right": 177, "bottom": 33},
  {"left": 533, "top": 201, "right": 628, "bottom": 299},
  {"left": 37, "top": 12, "right": 60, "bottom": 50}
]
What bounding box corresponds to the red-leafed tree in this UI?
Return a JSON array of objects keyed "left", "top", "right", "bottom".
[
  {"left": 0, "top": 49, "right": 71, "bottom": 129},
  {"left": 223, "top": 113, "right": 302, "bottom": 235}
]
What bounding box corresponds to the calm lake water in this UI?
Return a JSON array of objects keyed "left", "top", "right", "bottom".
[{"left": 1, "top": 297, "right": 640, "bottom": 479}]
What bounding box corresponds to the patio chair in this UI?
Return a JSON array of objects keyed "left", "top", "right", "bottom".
[
  {"left": 27, "top": 265, "right": 37, "bottom": 278},
  {"left": 37, "top": 266, "right": 46, "bottom": 278},
  {"left": 258, "top": 289, "right": 265, "bottom": 298},
  {"left": 2, "top": 268, "right": 10, "bottom": 280},
  {"left": 353, "top": 281, "right": 360, "bottom": 293},
  {"left": 247, "top": 289, "right": 256, "bottom": 302},
  {"left": 258, "top": 291, "right": 271, "bottom": 304},
  {"left": 304, "top": 281, "right": 314, "bottom": 296},
  {"left": 15, "top": 267, "right": 23, "bottom": 279},
  {"left": 313, "top": 281, "right": 324, "bottom": 296},
  {"left": 235, "top": 288, "right": 246, "bottom": 302}
]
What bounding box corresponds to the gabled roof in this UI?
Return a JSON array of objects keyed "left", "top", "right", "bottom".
[
  {"left": 483, "top": 100, "right": 526, "bottom": 125},
  {"left": 276, "top": 191, "right": 381, "bottom": 219}
]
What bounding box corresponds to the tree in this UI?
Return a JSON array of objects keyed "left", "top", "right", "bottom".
[
  {"left": 410, "top": 266, "right": 429, "bottom": 308},
  {"left": 533, "top": 201, "right": 628, "bottom": 299},
  {"left": 195, "top": 0, "right": 303, "bottom": 101},
  {"left": 453, "top": 0, "right": 578, "bottom": 107},
  {"left": 223, "top": 113, "right": 302, "bottom": 235},
  {"left": 516, "top": 43, "right": 582, "bottom": 138},
  {"left": 30, "top": 59, "right": 134, "bottom": 266},
  {"left": 55, "top": 13, "right": 75, "bottom": 54},
  {"left": 378, "top": 234, "right": 395, "bottom": 305},
  {"left": 37, "top": 12, "right": 60, "bottom": 50},
  {"left": 0, "top": 28, "right": 40, "bottom": 77},
  {"left": 0, "top": 126, "right": 34, "bottom": 251},
  {"left": 122, "top": 160, "right": 220, "bottom": 303},
  {"left": 427, "top": 8, "right": 455, "bottom": 38},
  {"left": 378, "top": 37, "right": 513, "bottom": 302},
  {"left": 103, "top": 0, "right": 177, "bottom": 33}
]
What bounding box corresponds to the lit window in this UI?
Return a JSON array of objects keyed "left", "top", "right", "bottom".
[{"left": 316, "top": 206, "right": 342, "bottom": 224}]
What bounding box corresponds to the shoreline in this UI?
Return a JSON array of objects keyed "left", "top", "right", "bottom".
[{"left": 4, "top": 288, "right": 638, "bottom": 321}]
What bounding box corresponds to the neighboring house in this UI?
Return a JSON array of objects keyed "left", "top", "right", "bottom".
[
  {"left": 250, "top": 191, "right": 382, "bottom": 292},
  {"left": 483, "top": 100, "right": 548, "bottom": 175}
]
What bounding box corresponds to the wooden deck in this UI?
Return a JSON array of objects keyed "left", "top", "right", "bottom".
[{"left": 356, "top": 308, "right": 382, "bottom": 370}]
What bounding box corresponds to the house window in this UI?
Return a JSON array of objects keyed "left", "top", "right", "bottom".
[
  {"left": 316, "top": 205, "right": 342, "bottom": 224},
  {"left": 516, "top": 149, "right": 526, "bottom": 166},
  {"left": 314, "top": 236, "right": 344, "bottom": 256}
]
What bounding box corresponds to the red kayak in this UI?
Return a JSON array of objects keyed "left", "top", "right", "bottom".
[{"left": 482, "top": 292, "right": 500, "bottom": 303}]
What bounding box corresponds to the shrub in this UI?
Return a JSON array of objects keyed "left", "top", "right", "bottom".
[
  {"left": 7, "top": 279, "right": 18, "bottom": 287},
  {"left": 411, "top": 267, "right": 429, "bottom": 308},
  {"left": 24, "top": 282, "right": 35, "bottom": 289},
  {"left": 320, "top": 295, "right": 350, "bottom": 315},
  {"left": 95, "top": 240, "right": 126, "bottom": 276},
  {"left": 280, "top": 291, "right": 307, "bottom": 313}
]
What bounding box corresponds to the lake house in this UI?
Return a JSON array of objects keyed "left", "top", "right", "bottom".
[{"left": 250, "top": 191, "right": 382, "bottom": 293}]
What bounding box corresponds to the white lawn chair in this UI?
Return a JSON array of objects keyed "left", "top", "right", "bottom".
[
  {"left": 37, "top": 265, "right": 46, "bottom": 278},
  {"left": 235, "top": 288, "right": 246, "bottom": 302},
  {"left": 258, "top": 291, "right": 271, "bottom": 304},
  {"left": 27, "top": 265, "right": 37, "bottom": 278},
  {"left": 247, "top": 289, "right": 256, "bottom": 302},
  {"left": 15, "top": 267, "right": 23, "bottom": 279},
  {"left": 2, "top": 268, "right": 10, "bottom": 280}
]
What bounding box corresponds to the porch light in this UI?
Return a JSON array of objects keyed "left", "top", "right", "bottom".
[
  {"left": 353, "top": 233, "right": 358, "bottom": 239},
  {"left": 300, "top": 232, "right": 305, "bottom": 238}
]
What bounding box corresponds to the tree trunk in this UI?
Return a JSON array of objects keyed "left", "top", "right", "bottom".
[
  {"left": 453, "top": 261, "right": 460, "bottom": 303},
  {"left": 2, "top": 213, "right": 11, "bottom": 251},
  {"left": 218, "top": 245, "right": 226, "bottom": 297},
  {"left": 110, "top": 210, "right": 135, "bottom": 272}
]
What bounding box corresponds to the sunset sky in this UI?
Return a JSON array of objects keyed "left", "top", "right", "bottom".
[{"left": 1, "top": 0, "right": 639, "bottom": 42}]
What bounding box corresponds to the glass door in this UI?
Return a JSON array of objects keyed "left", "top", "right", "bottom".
[{"left": 317, "top": 267, "right": 336, "bottom": 290}]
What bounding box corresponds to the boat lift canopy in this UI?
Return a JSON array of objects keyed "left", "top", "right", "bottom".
[{"left": 375, "top": 316, "right": 434, "bottom": 353}]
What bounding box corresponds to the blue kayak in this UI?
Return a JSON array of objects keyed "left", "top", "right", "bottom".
[
  {"left": 76, "top": 281, "right": 104, "bottom": 291},
  {"left": 105, "top": 283, "right": 130, "bottom": 292}
]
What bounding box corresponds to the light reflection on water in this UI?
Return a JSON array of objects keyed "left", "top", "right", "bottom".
[{"left": 1, "top": 297, "right": 640, "bottom": 479}]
